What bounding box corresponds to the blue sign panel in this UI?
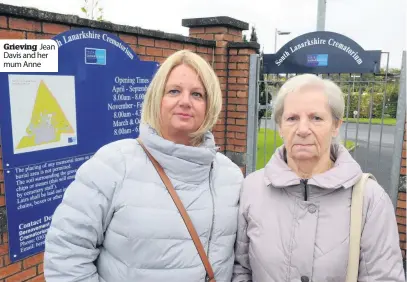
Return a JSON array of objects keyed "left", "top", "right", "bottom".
[
  {"left": 0, "top": 28, "right": 159, "bottom": 262},
  {"left": 306, "top": 54, "right": 328, "bottom": 67},
  {"left": 263, "top": 31, "right": 382, "bottom": 74},
  {"left": 85, "top": 47, "right": 106, "bottom": 65}
]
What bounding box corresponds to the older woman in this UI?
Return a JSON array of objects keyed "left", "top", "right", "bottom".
[
  {"left": 232, "top": 74, "right": 404, "bottom": 282},
  {"left": 44, "top": 50, "right": 243, "bottom": 281}
]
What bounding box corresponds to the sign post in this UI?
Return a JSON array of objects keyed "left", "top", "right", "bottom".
[{"left": 0, "top": 28, "right": 158, "bottom": 262}]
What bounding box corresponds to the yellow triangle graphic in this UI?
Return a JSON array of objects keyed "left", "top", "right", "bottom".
[{"left": 16, "top": 80, "right": 74, "bottom": 149}]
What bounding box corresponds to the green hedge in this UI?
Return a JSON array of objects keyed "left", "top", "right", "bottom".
[
  {"left": 343, "top": 92, "right": 397, "bottom": 119},
  {"left": 261, "top": 92, "right": 397, "bottom": 120}
]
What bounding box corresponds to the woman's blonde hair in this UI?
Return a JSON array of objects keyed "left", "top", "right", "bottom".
[{"left": 141, "top": 50, "right": 222, "bottom": 146}]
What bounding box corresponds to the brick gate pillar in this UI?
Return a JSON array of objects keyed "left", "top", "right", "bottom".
[{"left": 182, "top": 17, "right": 259, "bottom": 174}]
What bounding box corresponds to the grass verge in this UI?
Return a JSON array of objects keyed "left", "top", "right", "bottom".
[{"left": 344, "top": 118, "right": 396, "bottom": 125}]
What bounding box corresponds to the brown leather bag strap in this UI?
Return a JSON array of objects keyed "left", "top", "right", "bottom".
[{"left": 137, "top": 138, "right": 216, "bottom": 282}]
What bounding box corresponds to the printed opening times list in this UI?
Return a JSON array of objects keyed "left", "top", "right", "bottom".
[{"left": 108, "top": 76, "right": 150, "bottom": 136}]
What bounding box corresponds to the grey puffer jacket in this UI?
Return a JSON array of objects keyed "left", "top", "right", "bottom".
[
  {"left": 232, "top": 144, "right": 405, "bottom": 282},
  {"left": 44, "top": 124, "right": 244, "bottom": 282}
]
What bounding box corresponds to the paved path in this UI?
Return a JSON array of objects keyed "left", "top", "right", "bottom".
[{"left": 340, "top": 123, "right": 396, "bottom": 192}]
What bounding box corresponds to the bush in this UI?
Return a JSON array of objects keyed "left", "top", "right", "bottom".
[{"left": 342, "top": 92, "right": 397, "bottom": 119}]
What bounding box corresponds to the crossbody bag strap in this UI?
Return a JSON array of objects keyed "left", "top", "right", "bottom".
[
  {"left": 346, "top": 172, "right": 376, "bottom": 282},
  {"left": 137, "top": 138, "right": 215, "bottom": 282}
]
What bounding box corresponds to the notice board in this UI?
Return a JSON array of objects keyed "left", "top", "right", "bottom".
[{"left": 0, "top": 28, "right": 159, "bottom": 262}]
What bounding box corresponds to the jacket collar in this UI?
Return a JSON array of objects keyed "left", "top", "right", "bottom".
[{"left": 138, "top": 123, "right": 217, "bottom": 184}]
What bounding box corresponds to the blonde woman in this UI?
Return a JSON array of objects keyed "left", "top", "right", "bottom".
[
  {"left": 232, "top": 74, "right": 404, "bottom": 282},
  {"left": 44, "top": 50, "right": 244, "bottom": 282}
]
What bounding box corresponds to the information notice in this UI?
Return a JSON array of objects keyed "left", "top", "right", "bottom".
[
  {"left": 0, "top": 28, "right": 158, "bottom": 262},
  {"left": 14, "top": 155, "right": 92, "bottom": 210},
  {"left": 6, "top": 154, "right": 92, "bottom": 258}
]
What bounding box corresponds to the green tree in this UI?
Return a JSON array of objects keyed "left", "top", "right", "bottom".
[
  {"left": 242, "top": 34, "right": 248, "bottom": 42},
  {"left": 258, "top": 53, "right": 272, "bottom": 128},
  {"left": 81, "top": 0, "right": 104, "bottom": 21},
  {"left": 250, "top": 26, "right": 258, "bottom": 42}
]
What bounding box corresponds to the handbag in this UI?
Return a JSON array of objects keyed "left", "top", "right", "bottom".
[
  {"left": 137, "top": 138, "right": 216, "bottom": 282},
  {"left": 346, "top": 173, "right": 376, "bottom": 282}
]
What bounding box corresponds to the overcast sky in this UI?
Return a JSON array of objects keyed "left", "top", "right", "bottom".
[{"left": 1, "top": 0, "right": 406, "bottom": 68}]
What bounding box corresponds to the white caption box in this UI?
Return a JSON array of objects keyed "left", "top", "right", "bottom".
[{"left": 0, "top": 39, "right": 58, "bottom": 72}]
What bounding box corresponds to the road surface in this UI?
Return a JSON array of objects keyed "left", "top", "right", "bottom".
[
  {"left": 340, "top": 122, "right": 396, "bottom": 192},
  {"left": 260, "top": 119, "right": 396, "bottom": 191}
]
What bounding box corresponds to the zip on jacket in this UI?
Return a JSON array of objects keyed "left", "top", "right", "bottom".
[
  {"left": 205, "top": 162, "right": 215, "bottom": 281},
  {"left": 301, "top": 179, "right": 308, "bottom": 201}
]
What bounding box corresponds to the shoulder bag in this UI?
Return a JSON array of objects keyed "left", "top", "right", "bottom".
[{"left": 346, "top": 173, "right": 376, "bottom": 282}]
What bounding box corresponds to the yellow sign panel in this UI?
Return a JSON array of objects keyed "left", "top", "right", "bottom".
[{"left": 16, "top": 80, "right": 75, "bottom": 149}]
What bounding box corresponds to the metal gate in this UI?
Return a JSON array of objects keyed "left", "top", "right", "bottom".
[{"left": 246, "top": 31, "right": 406, "bottom": 208}]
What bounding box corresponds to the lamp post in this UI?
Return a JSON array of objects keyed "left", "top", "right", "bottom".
[
  {"left": 317, "top": 0, "right": 327, "bottom": 31},
  {"left": 274, "top": 28, "right": 291, "bottom": 53}
]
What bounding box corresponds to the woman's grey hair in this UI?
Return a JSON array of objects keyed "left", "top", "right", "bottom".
[{"left": 273, "top": 74, "right": 345, "bottom": 143}]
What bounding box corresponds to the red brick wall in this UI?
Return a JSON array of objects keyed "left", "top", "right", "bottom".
[
  {"left": 397, "top": 122, "right": 407, "bottom": 261},
  {"left": 225, "top": 48, "right": 255, "bottom": 176},
  {"left": 401, "top": 122, "right": 407, "bottom": 176},
  {"left": 190, "top": 26, "right": 239, "bottom": 152},
  {"left": 0, "top": 9, "right": 257, "bottom": 281},
  {"left": 397, "top": 191, "right": 406, "bottom": 258},
  {"left": 189, "top": 27, "right": 256, "bottom": 174}
]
